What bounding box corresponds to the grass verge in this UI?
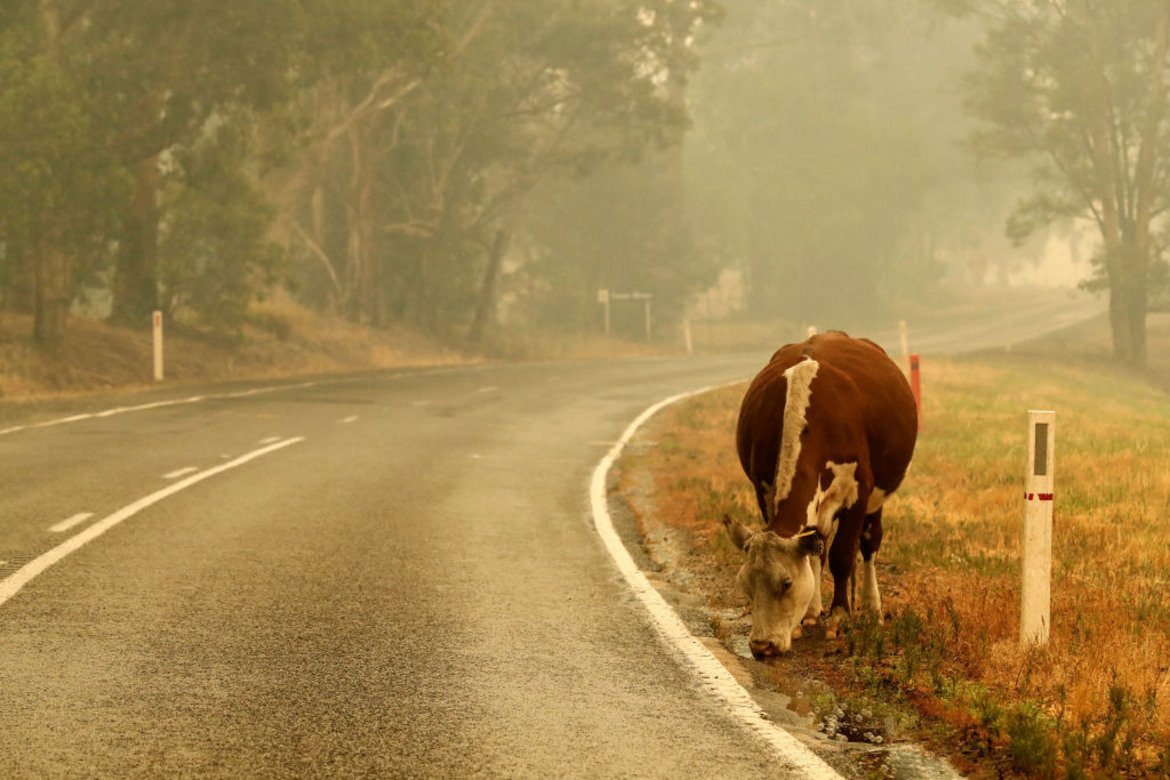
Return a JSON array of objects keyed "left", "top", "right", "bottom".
[{"left": 619, "top": 345, "right": 1170, "bottom": 777}]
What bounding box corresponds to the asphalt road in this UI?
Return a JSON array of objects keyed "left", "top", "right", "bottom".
[
  {"left": 2, "top": 354, "right": 822, "bottom": 777},
  {"left": 0, "top": 294, "right": 1106, "bottom": 777}
]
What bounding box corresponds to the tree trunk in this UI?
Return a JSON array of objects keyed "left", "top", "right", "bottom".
[
  {"left": 344, "top": 118, "right": 379, "bottom": 325},
  {"left": 111, "top": 155, "right": 161, "bottom": 327},
  {"left": 1121, "top": 1, "right": 1170, "bottom": 367},
  {"left": 467, "top": 229, "right": 509, "bottom": 344},
  {"left": 33, "top": 239, "right": 69, "bottom": 350},
  {"left": 31, "top": 0, "right": 69, "bottom": 349}
]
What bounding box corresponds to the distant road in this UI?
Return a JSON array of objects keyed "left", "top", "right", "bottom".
[
  {"left": 867, "top": 288, "right": 1107, "bottom": 355},
  {"left": 0, "top": 294, "right": 1101, "bottom": 777}
]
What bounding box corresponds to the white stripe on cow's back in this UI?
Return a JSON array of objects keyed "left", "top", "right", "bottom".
[{"left": 773, "top": 358, "right": 819, "bottom": 518}]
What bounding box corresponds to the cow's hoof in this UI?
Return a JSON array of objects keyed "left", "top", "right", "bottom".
[
  {"left": 824, "top": 626, "right": 839, "bottom": 640},
  {"left": 791, "top": 625, "right": 803, "bottom": 639},
  {"left": 801, "top": 615, "right": 819, "bottom": 627}
]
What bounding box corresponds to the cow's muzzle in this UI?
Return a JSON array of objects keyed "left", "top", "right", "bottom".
[{"left": 749, "top": 639, "right": 787, "bottom": 659}]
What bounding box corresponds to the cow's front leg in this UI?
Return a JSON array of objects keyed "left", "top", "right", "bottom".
[{"left": 802, "top": 553, "right": 825, "bottom": 627}]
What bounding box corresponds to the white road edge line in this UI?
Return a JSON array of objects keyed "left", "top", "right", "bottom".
[
  {"left": 589, "top": 385, "right": 841, "bottom": 779},
  {"left": 0, "top": 437, "right": 305, "bottom": 610},
  {"left": 48, "top": 512, "right": 95, "bottom": 534},
  {"left": 257, "top": 436, "right": 282, "bottom": 445},
  {"left": 163, "top": 466, "right": 200, "bottom": 480}
]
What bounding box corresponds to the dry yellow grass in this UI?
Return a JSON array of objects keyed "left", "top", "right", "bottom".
[{"left": 624, "top": 352, "right": 1170, "bottom": 775}]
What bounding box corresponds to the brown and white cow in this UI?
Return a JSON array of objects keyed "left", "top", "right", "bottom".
[{"left": 723, "top": 331, "right": 917, "bottom": 658}]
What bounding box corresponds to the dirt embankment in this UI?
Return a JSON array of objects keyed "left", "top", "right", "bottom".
[{"left": 0, "top": 302, "right": 477, "bottom": 402}]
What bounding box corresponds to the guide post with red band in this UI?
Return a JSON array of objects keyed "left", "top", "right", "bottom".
[{"left": 1021, "top": 410, "right": 1056, "bottom": 646}]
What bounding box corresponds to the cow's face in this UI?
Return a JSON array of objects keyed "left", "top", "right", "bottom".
[{"left": 724, "top": 518, "right": 823, "bottom": 658}]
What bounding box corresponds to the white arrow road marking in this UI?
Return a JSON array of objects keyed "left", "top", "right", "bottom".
[
  {"left": 163, "top": 466, "right": 199, "bottom": 480},
  {"left": 0, "top": 437, "right": 304, "bottom": 610},
  {"left": 590, "top": 385, "right": 840, "bottom": 779},
  {"left": 48, "top": 513, "right": 95, "bottom": 534}
]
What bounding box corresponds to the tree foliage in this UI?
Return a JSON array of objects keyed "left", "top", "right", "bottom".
[
  {"left": 0, "top": 0, "right": 720, "bottom": 350},
  {"left": 952, "top": 0, "right": 1170, "bottom": 365},
  {"left": 684, "top": 0, "right": 958, "bottom": 325}
]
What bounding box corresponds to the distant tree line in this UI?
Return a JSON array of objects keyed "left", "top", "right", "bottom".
[
  {"left": 6, "top": 1, "right": 1167, "bottom": 366},
  {"left": 0, "top": 1, "right": 719, "bottom": 350}
]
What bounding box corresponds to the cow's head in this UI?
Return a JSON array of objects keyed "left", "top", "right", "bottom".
[{"left": 723, "top": 516, "right": 823, "bottom": 659}]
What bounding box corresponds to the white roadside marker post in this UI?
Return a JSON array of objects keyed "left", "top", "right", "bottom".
[
  {"left": 152, "top": 310, "right": 164, "bottom": 382},
  {"left": 1021, "top": 410, "right": 1055, "bottom": 646}
]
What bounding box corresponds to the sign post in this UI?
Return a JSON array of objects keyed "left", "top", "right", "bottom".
[
  {"left": 601, "top": 291, "right": 653, "bottom": 342},
  {"left": 152, "top": 310, "right": 164, "bottom": 382},
  {"left": 597, "top": 289, "right": 611, "bottom": 338},
  {"left": 1021, "top": 410, "right": 1056, "bottom": 646}
]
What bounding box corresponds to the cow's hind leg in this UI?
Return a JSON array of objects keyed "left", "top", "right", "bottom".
[
  {"left": 859, "top": 509, "right": 884, "bottom": 620},
  {"left": 824, "top": 507, "right": 865, "bottom": 640}
]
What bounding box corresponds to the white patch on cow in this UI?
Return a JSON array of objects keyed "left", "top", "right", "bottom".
[
  {"left": 772, "top": 358, "right": 819, "bottom": 518},
  {"left": 860, "top": 554, "right": 882, "bottom": 616},
  {"left": 866, "top": 487, "right": 888, "bottom": 514},
  {"left": 805, "top": 461, "right": 859, "bottom": 534}
]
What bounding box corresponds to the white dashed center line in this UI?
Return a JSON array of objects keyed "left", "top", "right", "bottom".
[
  {"left": 48, "top": 513, "right": 95, "bottom": 534},
  {"left": 257, "top": 436, "right": 282, "bottom": 445},
  {"left": 163, "top": 466, "right": 200, "bottom": 480},
  {"left": 339, "top": 415, "right": 359, "bottom": 424},
  {"left": 1, "top": 437, "right": 305, "bottom": 610}
]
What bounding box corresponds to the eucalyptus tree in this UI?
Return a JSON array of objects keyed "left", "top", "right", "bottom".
[
  {"left": 264, "top": 0, "right": 448, "bottom": 325},
  {"left": 947, "top": 0, "right": 1170, "bottom": 365},
  {"left": 80, "top": 1, "right": 303, "bottom": 328},
  {"left": 0, "top": 4, "right": 125, "bottom": 347},
  {"left": 1, "top": 1, "right": 306, "bottom": 345},
  {"left": 376, "top": 0, "right": 718, "bottom": 340}
]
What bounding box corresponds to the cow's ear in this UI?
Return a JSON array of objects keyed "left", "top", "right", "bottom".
[
  {"left": 796, "top": 528, "right": 824, "bottom": 558},
  {"left": 723, "top": 515, "right": 754, "bottom": 551}
]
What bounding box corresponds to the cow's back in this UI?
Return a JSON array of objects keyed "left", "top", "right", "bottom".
[{"left": 736, "top": 332, "right": 917, "bottom": 512}]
